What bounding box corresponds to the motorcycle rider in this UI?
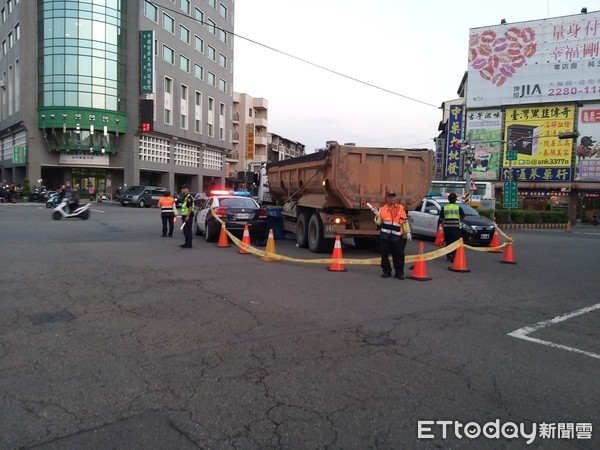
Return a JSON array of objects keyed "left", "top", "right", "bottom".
[{"left": 64, "top": 185, "right": 79, "bottom": 213}]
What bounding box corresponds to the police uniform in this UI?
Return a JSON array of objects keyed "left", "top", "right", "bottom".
[
  {"left": 179, "top": 185, "right": 195, "bottom": 248},
  {"left": 376, "top": 191, "right": 410, "bottom": 279},
  {"left": 440, "top": 194, "right": 465, "bottom": 262}
]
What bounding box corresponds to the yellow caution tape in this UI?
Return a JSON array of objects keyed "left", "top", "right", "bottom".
[{"left": 210, "top": 207, "right": 511, "bottom": 265}]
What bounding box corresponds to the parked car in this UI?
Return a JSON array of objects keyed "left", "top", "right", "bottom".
[
  {"left": 408, "top": 197, "right": 496, "bottom": 246},
  {"left": 120, "top": 186, "right": 167, "bottom": 207},
  {"left": 195, "top": 194, "right": 267, "bottom": 243}
]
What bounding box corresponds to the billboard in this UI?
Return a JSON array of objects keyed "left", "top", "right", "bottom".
[
  {"left": 575, "top": 104, "right": 600, "bottom": 180},
  {"left": 501, "top": 105, "right": 574, "bottom": 181},
  {"left": 465, "top": 109, "right": 502, "bottom": 180},
  {"left": 245, "top": 123, "right": 255, "bottom": 161},
  {"left": 467, "top": 11, "right": 600, "bottom": 107},
  {"left": 140, "top": 30, "right": 154, "bottom": 94}
]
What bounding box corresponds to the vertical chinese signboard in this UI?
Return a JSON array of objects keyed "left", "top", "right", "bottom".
[
  {"left": 445, "top": 105, "right": 464, "bottom": 178},
  {"left": 140, "top": 30, "right": 154, "bottom": 94},
  {"left": 502, "top": 105, "right": 574, "bottom": 182},
  {"left": 245, "top": 123, "right": 255, "bottom": 161},
  {"left": 575, "top": 104, "right": 600, "bottom": 180},
  {"left": 466, "top": 109, "right": 502, "bottom": 180},
  {"left": 13, "top": 146, "right": 26, "bottom": 164}
]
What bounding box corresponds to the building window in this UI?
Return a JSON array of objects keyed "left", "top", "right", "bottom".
[
  {"left": 162, "top": 13, "right": 175, "bottom": 34},
  {"left": 219, "top": 102, "right": 225, "bottom": 140},
  {"left": 218, "top": 53, "right": 227, "bottom": 68},
  {"left": 208, "top": 0, "right": 216, "bottom": 9},
  {"left": 219, "top": 3, "right": 227, "bottom": 19},
  {"left": 207, "top": 71, "right": 215, "bottom": 87},
  {"left": 194, "top": 35, "right": 204, "bottom": 53},
  {"left": 144, "top": 1, "right": 158, "bottom": 22},
  {"left": 207, "top": 45, "right": 216, "bottom": 61},
  {"left": 14, "top": 23, "right": 20, "bottom": 42},
  {"left": 195, "top": 91, "right": 202, "bottom": 134},
  {"left": 1, "top": 8, "right": 4, "bottom": 24},
  {"left": 207, "top": 18, "right": 216, "bottom": 35},
  {"left": 248, "top": 108, "right": 253, "bottom": 117},
  {"left": 165, "top": 77, "right": 173, "bottom": 94},
  {"left": 7, "top": 32, "right": 12, "bottom": 49},
  {"left": 179, "top": 25, "right": 190, "bottom": 44},
  {"left": 194, "top": 63, "right": 203, "bottom": 80},
  {"left": 180, "top": 0, "right": 190, "bottom": 14},
  {"left": 218, "top": 78, "right": 226, "bottom": 93},
  {"left": 179, "top": 54, "right": 190, "bottom": 72},
  {"left": 162, "top": 45, "right": 174, "bottom": 64},
  {"left": 164, "top": 108, "right": 172, "bottom": 125},
  {"left": 181, "top": 84, "right": 188, "bottom": 100},
  {"left": 194, "top": 7, "right": 204, "bottom": 25},
  {"left": 208, "top": 97, "right": 214, "bottom": 137},
  {"left": 180, "top": 113, "right": 187, "bottom": 129},
  {"left": 139, "top": 135, "right": 170, "bottom": 164},
  {"left": 218, "top": 29, "right": 227, "bottom": 44}
]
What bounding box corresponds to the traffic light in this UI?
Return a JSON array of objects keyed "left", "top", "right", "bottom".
[{"left": 140, "top": 99, "right": 154, "bottom": 132}]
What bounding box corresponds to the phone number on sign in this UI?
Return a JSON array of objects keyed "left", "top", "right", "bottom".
[{"left": 549, "top": 86, "right": 600, "bottom": 96}]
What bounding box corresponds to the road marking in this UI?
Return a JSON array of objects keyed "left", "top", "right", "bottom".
[{"left": 508, "top": 303, "right": 600, "bottom": 360}]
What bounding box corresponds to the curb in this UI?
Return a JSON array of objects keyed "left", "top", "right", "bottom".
[{"left": 498, "top": 223, "right": 567, "bottom": 230}]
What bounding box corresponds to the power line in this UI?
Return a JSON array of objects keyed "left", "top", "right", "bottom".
[{"left": 149, "top": 1, "right": 440, "bottom": 109}]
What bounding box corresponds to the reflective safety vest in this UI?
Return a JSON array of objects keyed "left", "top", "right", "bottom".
[
  {"left": 377, "top": 204, "right": 408, "bottom": 239},
  {"left": 442, "top": 203, "right": 461, "bottom": 227},
  {"left": 158, "top": 196, "right": 176, "bottom": 215},
  {"left": 180, "top": 194, "right": 194, "bottom": 215}
]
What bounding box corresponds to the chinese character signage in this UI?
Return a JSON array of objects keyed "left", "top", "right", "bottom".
[
  {"left": 575, "top": 103, "right": 600, "bottom": 180},
  {"left": 140, "top": 30, "right": 154, "bottom": 94},
  {"left": 445, "top": 105, "right": 464, "bottom": 178},
  {"left": 502, "top": 105, "right": 574, "bottom": 181},
  {"left": 465, "top": 109, "right": 502, "bottom": 180},
  {"left": 467, "top": 12, "right": 600, "bottom": 107},
  {"left": 59, "top": 153, "right": 110, "bottom": 167},
  {"left": 12, "top": 146, "right": 26, "bottom": 164},
  {"left": 245, "top": 123, "right": 255, "bottom": 161}
]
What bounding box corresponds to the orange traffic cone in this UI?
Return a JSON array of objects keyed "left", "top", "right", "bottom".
[
  {"left": 448, "top": 243, "right": 470, "bottom": 273},
  {"left": 327, "top": 235, "right": 347, "bottom": 272},
  {"left": 408, "top": 242, "right": 431, "bottom": 281},
  {"left": 262, "top": 229, "right": 277, "bottom": 261},
  {"left": 565, "top": 221, "right": 572, "bottom": 233},
  {"left": 238, "top": 225, "right": 251, "bottom": 254},
  {"left": 217, "top": 224, "right": 230, "bottom": 247},
  {"left": 489, "top": 227, "right": 502, "bottom": 253},
  {"left": 434, "top": 224, "right": 445, "bottom": 247},
  {"left": 501, "top": 236, "right": 517, "bottom": 264}
]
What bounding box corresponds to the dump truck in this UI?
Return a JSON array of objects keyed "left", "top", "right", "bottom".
[{"left": 258, "top": 141, "right": 435, "bottom": 253}]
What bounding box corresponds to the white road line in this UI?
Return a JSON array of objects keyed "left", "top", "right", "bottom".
[{"left": 508, "top": 303, "right": 600, "bottom": 360}]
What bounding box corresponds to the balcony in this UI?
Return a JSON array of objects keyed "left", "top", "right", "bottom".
[
  {"left": 253, "top": 98, "right": 268, "bottom": 110},
  {"left": 232, "top": 112, "right": 240, "bottom": 123},
  {"left": 255, "top": 135, "right": 268, "bottom": 146},
  {"left": 232, "top": 132, "right": 240, "bottom": 143},
  {"left": 253, "top": 117, "right": 268, "bottom": 128}
]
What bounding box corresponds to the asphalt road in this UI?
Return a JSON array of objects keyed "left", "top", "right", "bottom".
[{"left": 0, "top": 202, "right": 598, "bottom": 449}]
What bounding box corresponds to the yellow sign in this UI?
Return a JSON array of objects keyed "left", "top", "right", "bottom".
[
  {"left": 504, "top": 105, "right": 574, "bottom": 167},
  {"left": 245, "top": 123, "right": 255, "bottom": 160}
]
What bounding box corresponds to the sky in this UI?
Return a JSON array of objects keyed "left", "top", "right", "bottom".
[{"left": 232, "top": 0, "right": 600, "bottom": 152}]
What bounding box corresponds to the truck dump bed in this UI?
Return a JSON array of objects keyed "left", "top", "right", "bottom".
[{"left": 266, "top": 143, "right": 434, "bottom": 210}]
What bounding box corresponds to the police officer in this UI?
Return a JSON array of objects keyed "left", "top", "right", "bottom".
[
  {"left": 374, "top": 190, "right": 412, "bottom": 279},
  {"left": 440, "top": 192, "right": 465, "bottom": 262},
  {"left": 179, "top": 184, "right": 195, "bottom": 248},
  {"left": 158, "top": 190, "right": 176, "bottom": 237}
]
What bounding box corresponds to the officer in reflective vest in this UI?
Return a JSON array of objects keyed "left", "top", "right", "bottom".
[
  {"left": 440, "top": 192, "right": 465, "bottom": 262},
  {"left": 179, "top": 184, "right": 195, "bottom": 248},
  {"left": 374, "top": 190, "right": 412, "bottom": 279},
  {"left": 158, "top": 190, "right": 176, "bottom": 238}
]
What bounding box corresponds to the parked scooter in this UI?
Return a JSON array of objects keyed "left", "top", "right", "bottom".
[
  {"left": 45, "top": 192, "right": 60, "bottom": 208},
  {"left": 593, "top": 213, "right": 600, "bottom": 226},
  {"left": 52, "top": 198, "right": 91, "bottom": 220}
]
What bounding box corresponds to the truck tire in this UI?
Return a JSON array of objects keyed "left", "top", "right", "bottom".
[
  {"left": 296, "top": 212, "right": 309, "bottom": 248},
  {"left": 308, "top": 213, "right": 333, "bottom": 253}
]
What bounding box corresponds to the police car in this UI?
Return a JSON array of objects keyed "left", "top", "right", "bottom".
[{"left": 194, "top": 190, "right": 267, "bottom": 243}]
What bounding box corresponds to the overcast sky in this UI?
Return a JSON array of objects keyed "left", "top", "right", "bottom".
[{"left": 232, "top": 0, "right": 600, "bottom": 152}]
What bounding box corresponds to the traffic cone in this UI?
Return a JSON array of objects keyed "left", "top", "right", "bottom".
[
  {"left": 262, "top": 229, "right": 277, "bottom": 261},
  {"left": 489, "top": 228, "right": 502, "bottom": 253},
  {"left": 238, "top": 225, "right": 251, "bottom": 254},
  {"left": 327, "top": 235, "right": 347, "bottom": 272},
  {"left": 408, "top": 242, "right": 431, "bottom": 281},
  {"left": 434, "top": 224, "right": 445, "bottom": 247},
  {"left": 448, "top": 243, "right": 470, "bottom": 272},
  {"left": 565, "top": 221, "right": 572, "bottom": 233},
  {"left": 501, "top": 236, "right": 517, "bottom": 264},
  {"left": 217, "top": 224, "right": 230, "bottom": 247}
]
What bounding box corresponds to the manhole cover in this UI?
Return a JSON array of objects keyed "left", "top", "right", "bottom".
[{"left": 29, "top": 311, "right": 75, "bottom": 326}]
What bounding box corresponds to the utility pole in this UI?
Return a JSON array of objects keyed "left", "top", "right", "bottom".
[{"left": 462, "top": 142, "right": 475, "bottom": 205}]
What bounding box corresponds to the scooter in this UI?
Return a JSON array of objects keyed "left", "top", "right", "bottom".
[
  {"left": 52, "top": 198, "right": 91, "bottom": 220},
  {"left": 593, "top": 214, "right": 600, "bottom": 226},
  {"left": 45, "top": 193, "right": 60, "bottom": 208}
]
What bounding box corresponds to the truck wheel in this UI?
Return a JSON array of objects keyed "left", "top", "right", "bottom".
[
  {"left": 308, "top": 213, "right": 333, "bottom": 253},
  {"left": 296, "top": 212, "right": 309, "bottom": 248}
]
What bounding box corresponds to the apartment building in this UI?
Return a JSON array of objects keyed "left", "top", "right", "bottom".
[{"left": 0, "top": 0, "right": 233, "bottom": 196}]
